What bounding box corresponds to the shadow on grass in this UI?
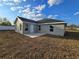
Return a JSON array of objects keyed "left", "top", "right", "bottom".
[
  {"left": 43, "top": 31, "right": 79, "bottom": 40},
  {"left": 64, "top": 31, "right": 79, "bottom": 40}
]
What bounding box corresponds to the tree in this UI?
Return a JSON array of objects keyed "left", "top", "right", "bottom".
[
  {"left": 7, "top": 21, "right": 12, "bottom": 26},
  {"left": 0, "top": 17, "right": 2, "bottom": 22},
  {"left": 0, "top": 17, "right": 12, "bottom": 26},
  {"left": 0, "top": 21, "right": 12, "bottom": 26},
  {"left": 3, "top": 17, "right": 7, "bottom": 22}
]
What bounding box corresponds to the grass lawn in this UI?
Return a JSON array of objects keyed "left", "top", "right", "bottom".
[{"left": 0, "top": 30, "right": 79, "bottom": 59}]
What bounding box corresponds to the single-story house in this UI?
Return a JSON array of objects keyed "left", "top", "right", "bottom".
[
  {"left": 15, "top": 16, "right": 66, "bottom": 37},
  {"left": 76, "top": 27, "right": 79, "bottom": 30}
]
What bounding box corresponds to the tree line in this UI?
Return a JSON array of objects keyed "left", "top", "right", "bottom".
[{"left": 0, "top": 17, "right": 12, "bottom": 26}]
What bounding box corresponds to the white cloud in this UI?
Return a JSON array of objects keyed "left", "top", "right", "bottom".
[
  {"left": 14, "top": 0, "right": 21, "bottom": 3},
  {"left": 5, "top": 2, "right": 16, "bottom": 6},
  {"left": 18, "top": 10, "right": 22, "bottom": 13},
  {"left": 74, "top": 12, "right": 79, "bottom": 16},
  {"left": 0, "top": 0, "right": 26, "bottom": 6},
  {"left": 48, "top": 15, "right": 53, "bottom": 18},
  {"left": 2, "top": 0, "right": 22, "bottom": 3},
  {"left": 48, "top": 14, "right": 59, "bottom": 19},
  {"left": 14, "top": 0, "right": 26, "bottom": 2},
  {"left": 10, "top": 4, "right": 31, "bottom": 13},
  {"left": 35, "top": 4, "right": 46, "bottom": 11},
  {"left": 17, "top": 6, "right": 24, "bottom": 9},
  {"left": 23, "top": 0, "right": 26, "bottom": 2},
  {"left": 24, "top": 4, "right": 31, "bottom": 8},
  {"left": 36, "top": 14, "right": 42, "bottom": 17},
  {"left": 54, "top": 14, "right": 59, "bottom": 17},
  {"left": 48, "top": 0, "right": 63, "bottom": 7},
  {"left": 10, "top": 7, "right": 17, "bottom": 11},
  {"left": 0, "top": 0, "right": 45, "bottom": 21},
  {"left": 22, "top": 7, "right": 45, "bottom": 21},
  {"left": 10, "top": 6, "right": 23, "bottom": 11},
  {"left": 3, "top": 0, "right": 7, "bottom": 2},
  {"left": 22, "top": 8, "right": 31, "bottom": 13}
]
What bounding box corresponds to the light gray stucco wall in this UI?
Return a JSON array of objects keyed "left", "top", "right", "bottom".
[
  {"left": 23, "top": 23, "right": 37, "bottom": 33},
  {"left": 15, "top": 18, "right": 23, "bottom": 34},
  {"left": 39, "top": 24, "right": 65, "bottom": 36}
]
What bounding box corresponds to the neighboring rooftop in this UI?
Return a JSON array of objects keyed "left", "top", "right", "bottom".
[{"left": 16, "top": 16, "right": 65, "bottom": 23}]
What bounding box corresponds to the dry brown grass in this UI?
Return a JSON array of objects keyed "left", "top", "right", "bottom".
[{"left": 0, "top": 30, "right": 79, "bottom": 59}]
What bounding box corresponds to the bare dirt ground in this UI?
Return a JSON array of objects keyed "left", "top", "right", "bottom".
[{"left": 0, "top": 30, "right": 79, "bottom": 59}]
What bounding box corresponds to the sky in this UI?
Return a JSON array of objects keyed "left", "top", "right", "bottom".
[{"left": 0, "top": 0, "right": 79, "bottom": 25}]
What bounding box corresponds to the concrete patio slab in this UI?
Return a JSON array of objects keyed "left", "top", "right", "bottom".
[{"left": 24, "top": 33, "right": 46, "bottom": 38}]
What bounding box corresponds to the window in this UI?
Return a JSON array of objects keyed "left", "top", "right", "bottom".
[
  {"left": 50, "top": 25, "right": 54, "bottom": 32},
  {"left": 20, "top": 24, "right": 22, "bottom": 30},
  {"left": 25, "top": 24, "right": 28, "bottom": 31},
  {"left": 38, "top": 25, "right": 41, "bottom": 31}
]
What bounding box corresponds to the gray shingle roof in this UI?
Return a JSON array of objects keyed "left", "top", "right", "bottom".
[
  {"left": 37, "top": 18, "right": 64, "bottom": 23},
  {"left": 16, "top": 16, "right": 64, "bottom": 23},
  {"left": 18, "top": 16, "right": 37, "bottom": 23}
]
